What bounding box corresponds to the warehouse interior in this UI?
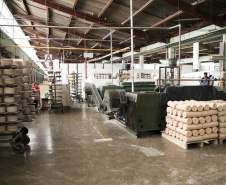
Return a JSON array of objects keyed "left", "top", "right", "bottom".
[{"left": 0, "top": 0, "right": 226, "bottom": 184}]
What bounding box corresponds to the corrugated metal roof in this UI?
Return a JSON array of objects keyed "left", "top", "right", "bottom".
[{"left": 6, "top": 0, "right": 226, "bottom": 63}]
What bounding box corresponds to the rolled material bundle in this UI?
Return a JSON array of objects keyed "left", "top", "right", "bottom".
[
  {"left": 17, "top": 103, "right": 23, "bottom": 110},
  {"left": 165, "top": 128, "right": 169, "bottom": 134},
  {"left": 15, "top": 77, "right": 22, "bottom": 84},
  {"left": 199, "top": 117, "right": 205, "bottom": 124},
  {"left": 211, "top": 115, "right": 218, "bottom": 122},
  {"left": 176, "top": 127, "right": 192, "bottom": 137},
  {"left": 191, "top": 105, "right": 198, "bottom": 111},
  {"left": 22, "top": 76, "right": 30, "bottom": 83},
  {"left": 176, "top": 104, "right": 192, "bottom": 112},
  {"left": 219, "top": 122, "right": 226, "bottom": 127},
  {"left": 0, "top": 107, "right": 5, "bottom": 113},
  {"left": 212, "top": 127, "right": 218, "bottom": 134},
  {"left": 183, "top": 124, "right": 203, "bottom": 131},
  {"left": 4, "top": 96, "right": 15, "bottom": 103},
  {"left": 15, "top": 86, "right": 22, "bottom": 93},
  {"left": 203, "top": 133, "right": 218, "bottom": 140},
  {"left": 22, "top": 68, "right": 30, "bottom": 75},
  {"left": 15, "top": 69, "right": 22, "bottom": 75},
  {"left": 21, "top": 99, "right": 27, "bottom": 107},
  {"left": 6, "top": 106, "right": 17, "bottom": 112},
  {"left": 205, "top": 128, "right": 212, "bottom": 134},
  {"left": 201, "top": 110, "right": 218, "bottom": 117},
  {"left": 4, "top": 78, "right": 15, "bottom": 84},
  {"left": 30, "top": 105, "right": 35, "bottom": 112},
  {"left": 3, "top": 69, "right": 15, "bottom": 75},
  {"left": 13, "top": 61, "right": 21, "bottom": 67},
  {"left": 4, "top": 87, "right": 15, "bottom": 94},
  {"left": 168, "top": 129, "right": 173, "bottom": 136},
  {"left": 205, "top": 116, "right": 211, "bottom": 123},
  {"left": 14, "top": 95, "right": 21, "bottom": 102},
  {"left": 177, "top": 111, "right": 183, "bottom": 117},
  {"left": 203, "top": 122, "right": 218, "bottom": 128},
  {"left": 22, "top": 91, "right": 31, "bottom": 99},
  {"left": 0, "top": 125, "right": 6, "bottom": 131},
  {"left": 0, "top": 116, "right": 6, "bottom": 123},
  {"left": 23, "top": 107, "right": 31, "bottom": 115},
  {"left": 219, "top": 133, "right": 226, "bottom": 139},
  {"left": 7, "top": 115, "right": 18, "bottom": 122},
  {"left": 173, "top": 120, "right": 178, "bottom": 127},
  {"left": 176, "top": 117, "right": 192, "bottom": 124},
  {"left": 178, "top": 122, "right": 183, "bottom": 129},
  {"left": 219, "top": 128, "right": 226, "bottom": 134},
  {"left": 199, "top": 129, "right": 205, "bottom": 136},
  {"left": 17, "top": 112, "right": 24, "bottom": 119},
  {"left": 192, "top": 130, "right": 199, "bottom": 137},
  {"left": 166, "top": 124, "right": 176, "bottom": 131},
  {"left": 218, "top": 111, "right": 226, "bottom": 116},
  {"left": 192, "top": 118, "right": 199, "bottom": 124},
  {"left": 173, "top": 109, "right": 178, "bottom": 116},
  {"left": 22, "top": 60, "right": 29, "bottom": 66},
  {"left": 7, "top": 124, "right": 18, "bottom": 131},
  {"left": 183, "top": 112, "right": 201, "bottom": 118},
  {"left": 1, "top": 60, "right": 13, "bottom": 66}
]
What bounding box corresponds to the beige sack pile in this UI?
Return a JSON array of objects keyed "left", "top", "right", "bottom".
[{"left": 165, "top": 100, "right": 223, "bottom": 142}]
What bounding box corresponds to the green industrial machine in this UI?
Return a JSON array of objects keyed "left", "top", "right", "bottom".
[
  {"left": 121, "top": 81, "right": 156, "bottom": 92},
  {"left": 103, "top": 89, "right": 126, "bottom": 114},
  {"left": 124, "top": 92, "right": 166, "bottom": 135},
  {"left": 98, "top": 85, "right": 123, "bottom": 99}
]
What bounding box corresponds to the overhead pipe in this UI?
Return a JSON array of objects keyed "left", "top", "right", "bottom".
[
  {"left": 0, "top": 25, "right": 170, "bottom": 29},
  {"left": 130, "top": 0, "right": 134, "bottom": 92}
]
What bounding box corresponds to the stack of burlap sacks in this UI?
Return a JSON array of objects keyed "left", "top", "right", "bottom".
[{"left": 165, "top": 100, "right": 226, "bottom": 142}]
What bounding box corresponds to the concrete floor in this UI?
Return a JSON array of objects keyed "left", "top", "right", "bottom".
[{"left": 0, "top": 103, "right": 226, "bottom": 185}]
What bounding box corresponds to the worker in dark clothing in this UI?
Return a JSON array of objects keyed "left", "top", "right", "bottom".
[{"left": 201, "top": 72, "right": 209, "bottom": 86}]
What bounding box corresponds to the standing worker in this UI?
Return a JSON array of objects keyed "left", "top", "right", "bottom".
[
  {"left": 32, "top": 82, "right": 40, "bottom": 109},
  {"left": 201, "top": 72, "right": 210, "bottom": 86},
  {"left": 209, "top": 74, "right": 214, "bottom": 86}
]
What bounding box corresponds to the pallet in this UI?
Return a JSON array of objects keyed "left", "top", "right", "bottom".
[
  {"left": 219, "top": 138, "right": 226, "bottom": 144},
  {"left": 162, "top": 132, "right": 218, "bottom": 149}
]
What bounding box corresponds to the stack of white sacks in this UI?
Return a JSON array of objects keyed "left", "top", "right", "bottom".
[{"left": 165, "top": 100, "right": 226, "bottom": 142}]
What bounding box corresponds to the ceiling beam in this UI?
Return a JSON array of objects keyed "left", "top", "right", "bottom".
[
  {"left": 158, "top": 0, "right": 223, "bottom": 27},
  {"left": 144, "top": 11, "right": 183, "bottom": 31},
  {"left": 23, "top": 0, "right": 151, "bottom": 39},
  {"left": 78, "top": 0, "right": 113, "bottom": 45},
  {"left": 91, "top": 0, "right": 156, "bottom": 49},
  {"left": 98, "top": 0, "right": 113, "bottom": 18},
  {"left": 20, "top": 0, "right": 35, "bottom": 30},
  {"left": 21, "top": 0, "right": 30, "bottom": 15},
  {"left": 15, "top": 13, "right": 123, "bottom": 48},
  {"left": 145, "top": 0, "right": 212, "bottom": 32},
  {"left": 121, "top": 0, "right": 156, "bottom": 25},
  {"left": 63, "top": 0, "right": 78, "bottom": 39}
]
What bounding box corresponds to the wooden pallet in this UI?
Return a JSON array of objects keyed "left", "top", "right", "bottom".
[
  {"left": 162, "top": 132, "right": 218, "bottom": 149},
  {"left": 219, "top": 138, "right": 226, "bottom": 144}
]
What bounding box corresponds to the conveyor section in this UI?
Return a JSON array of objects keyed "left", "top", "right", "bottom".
[{"left": 91, "top": 84, "right": 103, "bottom": 110}]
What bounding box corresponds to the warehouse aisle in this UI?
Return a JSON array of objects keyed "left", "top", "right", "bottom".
[{"left": 0, "top": 103, "right": 226, "bottom": 185}]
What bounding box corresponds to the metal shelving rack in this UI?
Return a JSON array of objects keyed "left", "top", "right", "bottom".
[
  {"left": 67, "top": 65, "right": 83, "bottom": 102},
  {"left": 0, "top": 60, "right": 30, "bottom": 154},
  {"left": 48, "top": 72, "right": 64, "bottom": 113}
]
